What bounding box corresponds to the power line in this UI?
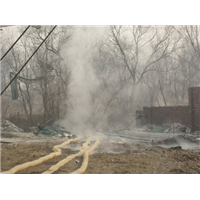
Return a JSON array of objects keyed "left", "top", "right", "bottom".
[
  {"left": 0, "top": 25, "right": 31, "bottom": 61},
  {"left": 1, "top": 25, "right": 57, "bottom": 96}
]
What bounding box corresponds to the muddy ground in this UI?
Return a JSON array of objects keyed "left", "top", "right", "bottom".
[{"left": 1, "top": 135, "right": 200, "bottom": 174}]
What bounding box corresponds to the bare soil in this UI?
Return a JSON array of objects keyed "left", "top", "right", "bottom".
[
  {"left": 87, "top": 145, "right": 200, "bottom": 174},
  {"left": 1, "top": 140, "right": 200, "bottom": 174}
]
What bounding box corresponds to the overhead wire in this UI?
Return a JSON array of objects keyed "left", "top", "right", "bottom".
[
  {"left": 0, "top": 25, "right": 31, "bottom": 61},
  {"left": 0, "top": 25, "right": 57, "bottom": 96}
]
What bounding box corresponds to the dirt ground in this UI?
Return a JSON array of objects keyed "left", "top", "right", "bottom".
[{"left": 1, "top": 139, "right": 200, "bottom": 174}]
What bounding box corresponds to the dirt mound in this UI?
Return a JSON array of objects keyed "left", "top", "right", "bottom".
[{"left": 1, "top": 120, "right": 24, "bottom": 132}]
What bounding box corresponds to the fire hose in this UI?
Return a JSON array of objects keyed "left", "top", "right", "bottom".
[
  {"left": 42, "top": 138, "right": 91, "bottom": 174},
  {"left": 1, "top": 138, "right": 79, "bottom": 174},
  {"left": 71, "top": 138, "right": 99, "bottom": 174}
]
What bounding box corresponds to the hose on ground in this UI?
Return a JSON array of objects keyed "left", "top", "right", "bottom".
[
  {"left": 1, "top": 138, "right": 79, "bottom": 174},
  {"left": 42, "top": 138, "right": 91, "bottom": 174},
  {"left": 71, "top": 138, "right": 99, "bottom": 174}
]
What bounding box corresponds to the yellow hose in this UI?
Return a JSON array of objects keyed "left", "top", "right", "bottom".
[
  {"left": 71, "top": 138, "right": 99, "bottom": 174},
  {"left": 1, "top": 138, "right": 79, "bottom": 174},
  {"left": 42, "top": 138, "right": 91, "bottom": 174}
]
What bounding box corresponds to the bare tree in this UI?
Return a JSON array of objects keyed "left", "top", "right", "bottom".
[
  {"left": 108, "top": 25, "right": 181, "bottom": 85},
  {"left": 174, "top": 25, "right": 200, "bottom": 61},
  {"left": 1, "top": 25, "right": 74, "bottom": 128}
]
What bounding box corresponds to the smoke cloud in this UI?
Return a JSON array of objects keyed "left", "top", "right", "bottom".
[
  {"left": 57, "top": 26, "right": 147, "bottom": 138},
  {"left": 59, "top": 27, "right": 106, "bottom": 137}
]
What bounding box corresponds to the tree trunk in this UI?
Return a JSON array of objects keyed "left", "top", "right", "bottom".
[{"left": 18, "top": 82, "right": 29, "bottom": 117}]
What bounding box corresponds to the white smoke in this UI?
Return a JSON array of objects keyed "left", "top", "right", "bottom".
[{"left": 59, "top": 27, "right": 106, "bottom": 137}]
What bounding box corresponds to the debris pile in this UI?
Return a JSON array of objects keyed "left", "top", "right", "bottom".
[
  {"left": 152, "top": 135, "right": 199, "bottom": 146},
  {"left": 170, "top": 146, "right": 182, "bottom": 150},
  {"left": 32, "top": 125, "right": 76, "bottom": 139},
  {"left": 144, "top": 125, "right": 170, "bottom": 132},
  {"left": 164, "top": 122, "right": 191, "bottom": 133},
  {"left": 1, "top": 120, "right": 24, "bottom": 132}
]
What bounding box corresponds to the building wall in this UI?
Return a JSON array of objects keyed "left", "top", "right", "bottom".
[
  {"left": 148, "top": 106, "right": 190, "bottom": 127},
  {"left": 188, "top": 87, "right": 200, "bottom": 131},
  {"left": 147, "top": 87, "right": 200, "bottom": 132}
]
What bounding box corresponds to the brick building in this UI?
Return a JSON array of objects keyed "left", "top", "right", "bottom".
[{"left": 137, "top": 87, "right": 200, "bottom": 132}]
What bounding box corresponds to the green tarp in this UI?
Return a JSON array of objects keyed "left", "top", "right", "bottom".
[
  {"left": 10, "top": 72, "right": 44, "bottom": 100},
  {"left": 36, "top": 125, "right": 76, "bottom": 139},
  {"left": 145, "top": 124, "right": 170, "bottom": 132}
]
